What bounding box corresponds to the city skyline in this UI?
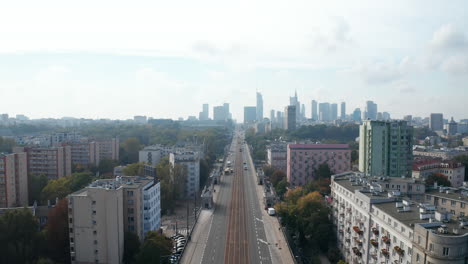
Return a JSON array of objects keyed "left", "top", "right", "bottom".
[{"left": 1, "top": 1, "right": 467, "bottom": 120}]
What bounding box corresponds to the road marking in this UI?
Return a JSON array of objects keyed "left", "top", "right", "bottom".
[
  {"left": 257, "top": 238, "right": 269, "bottom": 245},
  {"left": 255, "top": 217, "right": 263, "bottom": 222}
]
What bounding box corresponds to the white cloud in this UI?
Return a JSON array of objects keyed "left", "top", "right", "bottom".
[
  {"left": 430, "top": 24, "right": 467, "bottom": 51},
  {"left": 440, "top": 55, "right": 468, "bottom": 74}
]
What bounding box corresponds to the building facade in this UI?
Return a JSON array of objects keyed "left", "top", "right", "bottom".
[
  {"left": 359, "top": 120, "right": 413, "bottom": 178},
  {"left": 430, "top": 113, "right": 444, "bottom": 131},
  {"left": 14, "top": 146, "right": 72, "bottom": 179},
  {"left": 365, "top": 101, "right": 378, "bottom": 120},
  {"left": 284, "top": 105, "right": 296, "bottom": 131},
  {"left": 287, "top": 144, "right": 351, "bottom": 186},
  {"left": 244, "top": 106, "right": 257, "bottom": 124},
  {"left": 256, "top": 92, "right": 263, "bottom": 122},
  {"left": 267, "top": 142, "right": 287, "bottom": 172},
  {"left": 0, "top": 152, "right": 28, "bottom": 208},
  {"left": 412, "top": 159, "right": 465, "bottom": 187},
  {"left": 312, "top": 100, "right": 318, "bottom": 120},
  {"left": 169, "top": 151, "right": 200, "bottom": 199}
]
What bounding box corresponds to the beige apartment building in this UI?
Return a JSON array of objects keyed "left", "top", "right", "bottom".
[
  {"left": 66, "top": 138, "right": 119, "bottom": 167},
  {"left": 331, "top": 172, "right": 468, "bottom": 264},
  {"left": 95, "top": 138, "right": 119, "bottom": 165},
  {"left": 14, "top": 146, "right": 72, "bottom": 179},
  {"left": 413, "top": 159, "right": 465, "bottom": 187},
  {"left": 68, "top": 181, "right": 124, "bottom": 264},
  {"left": 0, "top": 152, "right": 28, "bottom": 207},
  {"left": 424, "top": 187, "right": 468, "bottom": 217}
]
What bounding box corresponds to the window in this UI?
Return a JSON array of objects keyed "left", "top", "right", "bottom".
[
  {"left": 416, "top": 253, "right": 420, "bottom": 262},
  {"left": 462, "top": 203, "right": 465, "bottom": 208},
  {"left": 128, "top": 199, "right": 134, "bottom": 205},
  {"left": 93, "top": 230, "right": 97, "bottom": 235},
  {"left": 429, "top": 243, "right": 433, "bottom": 252},
  {"left": 92, "top": 210, "right": 96, "bottom": 215},
  {"left": 70, "top": 237, "right": 74, "bottom": 243},
  {"left": 69, "top": 228, "right": 73, "bottom": 233},
  {"left": 128, "top": 208, "right": 134, "bottom": 214},
  {"left": 94, "top": 240, "right": 98, "bottom": 245},
  {"left": 417, "top": 236, "right": 421, "bottom": 244},
  {"left": 92, "top": 200, "right": 96, "bottom": 205},
  {"left": 451, "top": 201, "right": 456, "bottom": 206},
  {"left": 442, "top": 199, "right": 446, "bottom": 204},
  {"left": 443, "top": 247, "right": 449, "bottom": 256}
]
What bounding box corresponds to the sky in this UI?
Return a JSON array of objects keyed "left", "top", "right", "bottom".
[{"left": 0, "top": 0, "right": 467, "bottom": 121}]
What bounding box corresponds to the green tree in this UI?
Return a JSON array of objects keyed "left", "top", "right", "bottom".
[
  {"left": 68, "top": 172, "right": 93, "bottom": 192},
  {"left": 199, "top": 159, "right": 211, "bottom": 188},
  {"left": 122, "top": 138, "right": 142, "bottom": 164},
  {"left": 270, "top": 170, "right": 286, "bottom": 187},
  {"left": 426, "top": 173, "right": 451, "bottom": 187},
  {"left": 262, "top": 165, "right": 275, "bottom": 177},
  {"left": 40, "top": 177, "right": 71, "bottom": 202},
  {"left": 0, "top": 136, "right": 16, "bottom": 152},
  {"left": 29, "top": 174, "right": 49, "bottom": 205},
  {"left": 315, "top": 163, "right": 333, "bottom": 179},
  {"left": 135, "top": 231, "right": 172, "bottom": 264},
  {"left": 0, "top": 208, "right": 42, "bottom": 264},
  {"left": 98, "top": 158, "right": 118, "bottom": 176},
  {"left": 275, "top": 178, "right": 288, "bottom": 198},
  {"left": 123, "top": 231, "right": 141, "bottom": 264},
  {"left": 123, "top": 163, "right": 144, "bottom": 176}
]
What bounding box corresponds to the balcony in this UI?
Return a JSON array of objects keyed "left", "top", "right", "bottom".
[
  {"left": 381, "top": 248, "right": 389, "bottom": 257},
  {"left": 353, "top": 226, "right": 363, "bottom": 235},
  {"left": 381, "top": 236, "right": 390, "bottom": 245},
  {"left": 394, "top": 246, "right": 405, "bottom": 256},
  {"left": 352, "top": 247, "right": 362, "bottom": 257},
  {"left": 371, "top": 227, "right": 379, "bottom": 235}
]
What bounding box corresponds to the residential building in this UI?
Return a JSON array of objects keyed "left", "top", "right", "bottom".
[
  {"left": 287, "top": 144, "right": 351, "bottom": 186},
  {"left": 213, "top": 106, "right": 227, "bottom": 121},
  {"left": 14, "top": 146, "right": 72, "bottom": 179},
  {"left": 139, "top": 145, "right": 177, "bottom": 165},
  {"left": 464, "top": 137, "right": 468, "bottom": 146},
  {"left": 284, "top": 105, "right": 296, "bottom": 131},
  {"left": 403, "top": 115, "right": 412, "bottom": 125},
  {"left": 270, "top": 110, "right": 275, "bottom": 124},
  {"left": 68, "top": 181, "right": 124, "bottom": 264},
  {"left": 424, "top": 187, "right": 468, "bottom": 217},
  {"left": 359, "top": 120, "right": 413, "bottom": 177},
  {"left": 267, "top": 142, "right": 287, "bottom": 172},
  {"left": 331, "top": 172, "right": 467, "bottom": 264},
  {"left": 0, "top": 152, "right": 28, "bottom": 207},
  {"left": 341, "top": 102, "right": 346, "bottom": 120},
  {"left": 382, "top": 112, "right": 391, "bottom": 121},
  {"left": 199, "top": 104, "right": 209, "bottom": 120},
  {"left": 169, "top": 151, "right": 200, "bottom": 199},
  {"left": 365, "top": 101, "right": 378, "bottom": 120},
  {"left": 244, "top": 106, "right": 257, "bottom": 124},
  {"left": 430, "top": 113, "right": 444, "bottom": 131},
  {"left": 223, "top": 103, "right": 231, "bottom": 120},
  {"left": 412, "top": 158, "right": 465, "bottom": 187},
  {"left": 256, "top": 92, "right": 263, "bottom": 121},
  {"left": 413, "top": 146, "right": 468, "bottom": 160},
  {"left": 94, "top": 138, "right": 119, "bottom": 165},
  {"left": 331, "top": 103, "right": 338, "bottom": 121},
  {"left": 68, "top": 142, "right": 96, "bottom": 167},
  {"left": 311, "top": 100, "right": 318, "bottom": 120}
]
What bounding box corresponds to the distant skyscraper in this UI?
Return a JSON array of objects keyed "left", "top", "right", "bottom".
[
  {"left": 284, "top": 105, "right": 296, "bottom": 130},
  {"left": 244, "top": 106, "right": 257, "bottom": 123},
  {"left": 365, "top": 101, "right": 378, "bottom": 120},
  {"left": 447, "top": 117, "right": 458, "bottom": 135},
  {"left": 223, "top": 103, "right": 231, "bottom": 120},
  {"left": 403, "top": 115, "right": 412, "bottom": 125},
  {"left": 270, "top": 110, "right": 275, "bottom": 124},
  {"left": 430, "top": 113, "right": 444, "bottom": 131},
  {"left": 352, "top": 108, "right": 362, "bottom": 122},
  {"left": 213, "top": 106, "right": 226, "bottom": 121},
  {"left": 359, "top": 120, "right": 413, "bottom": 177},
  {"left": 319, "top": 102, "right": 331, "bottom": 121},
  {"left": 382, "top": 112, "right": 390, "bottom": 121},
  {"left": 276, "top": 111, "right": 284, "bottom": 129},
  {"left": 311, "top": 100, "right": 318, "bottom": 120},
  {"left": 301, "top": 104, "right": 306, "bottom": 120},
  {"left": 331, "top": 103, "right": 338, "bottom": 121},
  {"left": 256, "top": 92, "right": 263, "bottom": 121},
  {"left": 340, "top": 102, "right": 346, "bottom": 120},
  {"left": 377, "top": 112, "right": 383, "bottom": 120},
  {"left": 199, "top": 104, "right": 209, "bottom": 120},
  {"left": 289, "top": 90, "right": 300, "bottom": 122}
]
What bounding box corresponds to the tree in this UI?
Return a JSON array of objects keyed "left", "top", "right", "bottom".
[
  {"left": 262, "top": 165, "right": 275, "bottom": 177},
  {"left": 123, "top": 163, "right": 144, "bottom": 176},
  {"left": 0, "top": 136, "right": 16, "bottom": 152},
  {"left": 98, "top": 158, "right": 118, "bottom": 176},
  {"left": 275, "top": 178, "right": 288, "bottom": 198},
  {"left": 68, "top": 172, "right": 93, "bottom": 192},
  {"left": 199, "top": 159, "right": 210, "bottom": 188},
  {"left": 29, "top": 174, "right": 49, "bottom": 205},
  {"left": 426, "top": 173, "right": 451, "bottom": 187},
  {"left": 135, "top": 231, "right": 172, "bottom": 264},
  {"left": 122, "top": 138, "right": 142, "bottom": 164},
  {"left": 0, "top": 208, "right": 42, "bottom": 264},
  {"left": 45, "top": 198, "right": 70, "bottom": 263},
  {"left": 270, "top": 170, "right": 286, "bottom": 187},
  {"left": 315, "top": 163, "right": 333, "bottom": 179},
  {"left": 40, "top": 177, "right": 71, "bottom": 202},
  {"left": 123, "top": 231, "right": 141, "bottom": 264}
]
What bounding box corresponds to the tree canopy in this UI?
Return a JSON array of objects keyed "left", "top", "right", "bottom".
[
  {"left": 135, "top": 231, "right": 172, "bottom": 264},
  {"left": 426, "top": 173, "right": 451, "bottom": 187}
]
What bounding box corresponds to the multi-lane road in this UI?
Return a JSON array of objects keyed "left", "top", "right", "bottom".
[{"left": 201, "top": 130, "right": 272, "bottom": 264}]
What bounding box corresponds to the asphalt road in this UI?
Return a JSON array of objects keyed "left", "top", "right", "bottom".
[{"left": 201, "top": 130, "right": 272, "bottom": 264}]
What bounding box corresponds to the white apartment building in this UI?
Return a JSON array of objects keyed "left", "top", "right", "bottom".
[
  {"left": 332, "top": 172, "right": 468, "bottom": 264},
  {"left": 169, "top": 151, "right": 200, "bottom": 199}
]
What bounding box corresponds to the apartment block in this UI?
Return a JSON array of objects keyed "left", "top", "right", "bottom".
[
  {"left": 14, "top": 146, "right": 72, "bottom": 179},
  {"left": 331, "top": 172, "right": 468, "bottom": 264},
  {"left": 412, "top": 159, "right": 465, "bottom": 187},
  {"left": 95, "top": 138, "right": 119, "bottom": 165},
  {"left": 68, "top": 182, "right": 124, "bottom": 264},
  {"left": 413, "top": 146, "right": 468, "bottom": 160},
  {"left": 68, "top": 142, "right": 96, "bottom": 167},
  {"left": 0, "top": 152, "right": 28, "bottom": 207},
  {"left": 424, "top": 187, "right": 468, "bottom": 217},
  {"left": 359, "top": 120, "right": 413, "bottom": 178},
  {"left": 287, "top": 144, "right": 351, "bottom": 186},
  {"left": 267, "top": 142, "right": 287, "bottom": 172},
  {"left": 139, "top": 145, "right": 175, "bottom": 165},
  {"left": 169, "top": 151, "right": 200, "bottom": 199}
]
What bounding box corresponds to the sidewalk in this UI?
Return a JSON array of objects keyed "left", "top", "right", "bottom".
[
  {"left": 254, "top": 182, "right": 296, "bottom": 264},
  {"left": 180, "top": 176, "right": 223, "bottom": 264}
]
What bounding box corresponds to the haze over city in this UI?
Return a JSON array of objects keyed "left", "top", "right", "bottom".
[{"left": 1, "top": 0, "right": 467, "bottom": 120}]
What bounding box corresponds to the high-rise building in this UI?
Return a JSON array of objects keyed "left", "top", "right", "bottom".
[
  {"left": 359, "top": 120, "right": 413, "bottom": 177},
  {"left": 276, "top": 111, "right": 284, "bottom": 129},
  {"left": 0, "top": 152, "right": 28, "bottom": 208},
  {"left": 331, "top": 103, "right": 338, "bottom": 121},
  {"left": 340, "top": 102, "right": 346, "bottom": 120},
  {"left": 319, "top": 102, "right": 331, "bottom": 121},
  {"left": 311, "top": 100, "right": 318, "bottom": 120},
  {"left": 447, "top": 117, "right": 458, "bottom": 135},
  {"left": 223, "top": 103, "right": 231, "bottom": 120},
  {"left": 14, "top": 146, "right": 72, "bottom": 179},
  {"left": 430, "top": 113, "right": 444, "bottom": 131},
  {"left": 169, "top": 151, "right": 200, "bottom": 199},
  {"left": 301, "top": 104, "right": 306, "bottom": 120},
  {"left": 199, "top": 104, "right": 209, "bottom": 120},
  {"left": 256, "top": 92, "right": 263, "bottom": 121},
  {"left": 382, "top": 112, "right": 391, "bottom": 121},
  {"left": 244, "top": 106, "right": 257, "bottom": 123},
  {"left": 213, "top": 106, "right": 226, "bottom": 121},
  {"left": 270, "top": 110, "right": 275, "bottom": 124},
  {"left": 403, "top": 115, "right": 412, "bottom": 125},
  {"left": 284, "top": 106, "right": 296, "bottom": 130},
  {"left": 289, "top": 91, "right": 300, "bottom": 122},
  {"left": 365, "top": 100, "right": 378, "bottom": 120},
  {"left": 352, "top": 108, "right": 361, "bottom": 122}
]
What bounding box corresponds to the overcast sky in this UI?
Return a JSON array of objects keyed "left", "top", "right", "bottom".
[{"left": 0, "top": 0, "right": 467, "bottom": 121}]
